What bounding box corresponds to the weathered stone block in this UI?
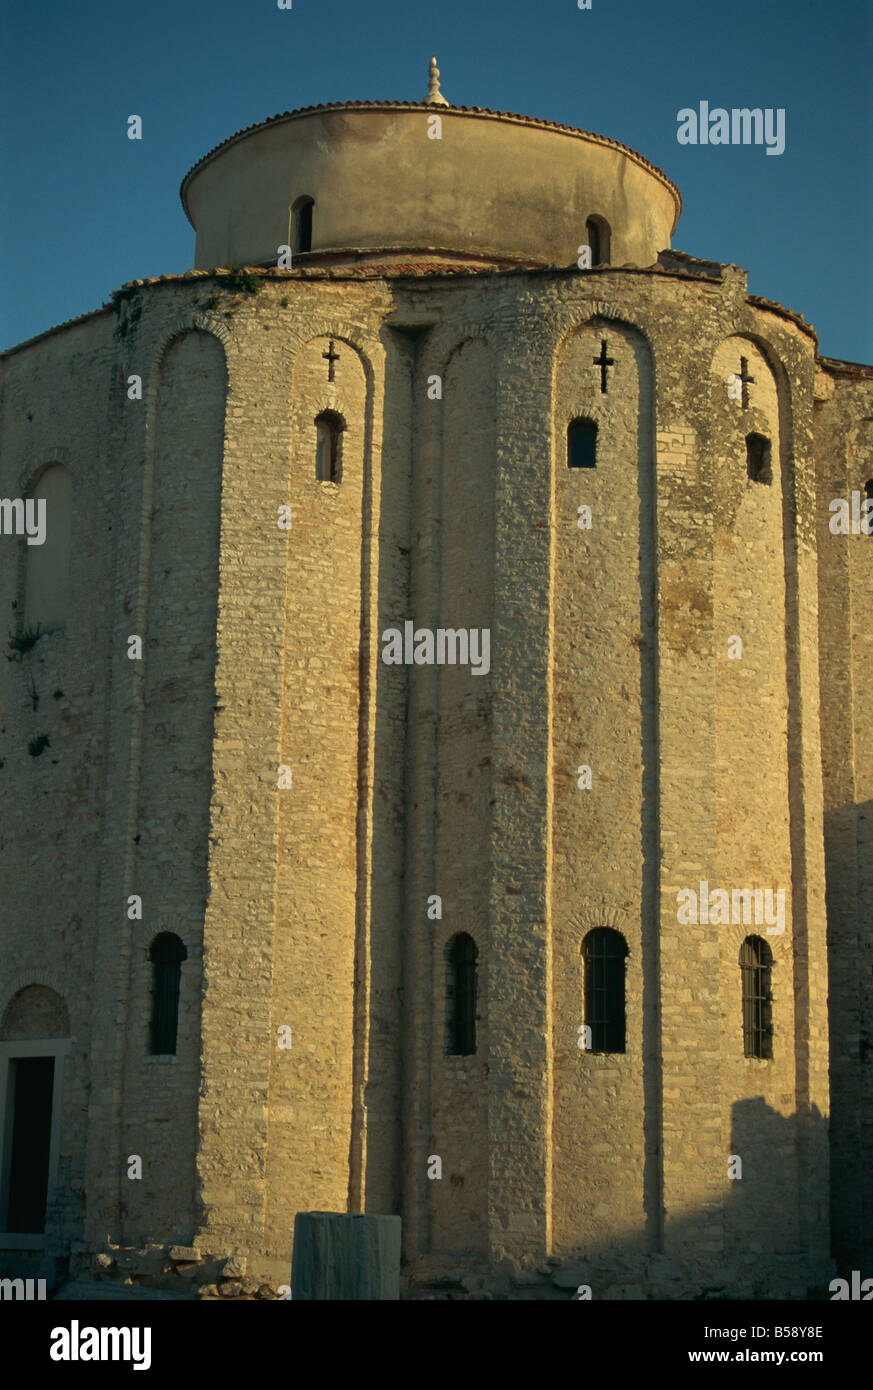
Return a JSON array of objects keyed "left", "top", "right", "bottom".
[
  {"left": 169, "top": 1246, "right": 201, "bottom": 1264},
  {"left": 219, "top": 1249, "right": 246, "bottom": 1278}
]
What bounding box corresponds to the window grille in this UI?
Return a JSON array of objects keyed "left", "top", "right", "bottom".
[
  {"left": 740, "top": 935, "right": 773, "bottom": 1059},
  {"left": 582, "top": 928, "right": 627, "bottom": 1053}
]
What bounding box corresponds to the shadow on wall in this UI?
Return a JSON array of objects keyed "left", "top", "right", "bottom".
[
  {"left": 823, "top": 798, "right": 873, "bottom": 1272},
  {"left": 725, "top": 1097, "right": 826, "bottom": 1266},
  {"left": 488, "top": 1098, "right": 835, "bottom": 1301}
]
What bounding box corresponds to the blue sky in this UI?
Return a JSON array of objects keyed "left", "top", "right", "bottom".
[{"left": 1, "top": 0, "right": 871, "bottom": 359}]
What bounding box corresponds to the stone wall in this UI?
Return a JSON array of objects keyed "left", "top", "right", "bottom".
[
  {"left": 814, "top": 367, "right": 873, "bottom": 1272},
  {"left": 0, "top": 308, "right": 118, "bottom": 1279},
  {"left": 0, "top": 259, "right": 866, "bottom": 1298},
  {"left": 549, "top": 319, "right": 653, "bottom": 1260}
]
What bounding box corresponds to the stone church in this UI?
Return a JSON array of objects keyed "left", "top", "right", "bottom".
[{"left": 0, "top": 61, "right": 870, "bottom": 1299}]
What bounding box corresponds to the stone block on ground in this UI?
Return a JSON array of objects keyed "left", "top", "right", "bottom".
[{"left": 291, "top": 1212, "right": 401, "bottom": 1301}]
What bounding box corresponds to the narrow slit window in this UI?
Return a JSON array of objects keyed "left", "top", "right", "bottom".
[
  {"left": 746, "top": 432, "right": 772, "bottom": 485},
  {"left": 582, "top": 928, "right": 628, "bottom": 1053},
  {"left": 149, "top": 933, "right": 187, "bottom": 1055},
  {"left": 568, "top": 417, "right": 597, "bottom": 469},
  {"left": 291, "top": 197, "right": 314, "bottom": 255},
  {"left": 446, "top": 933, "right": 478, "bottom": 1055},
  {"left": 585, "top": 216, "right": 611, "bottom": 266},
  {"left": 740, "top": 935, "right": 773, "bottom": 1059},
  {"left": 315, "top": 411, "right": 344, "bottom": 483}
]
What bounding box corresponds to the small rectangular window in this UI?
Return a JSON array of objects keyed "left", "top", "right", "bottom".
[
  {"left": 568, "top": 418, "right": 597, "bottom": 469},
  {"left": 315, "top": 412, "right": 343, "bottom": 482},
  {"left": 746, "top": 433, "right": 772, "bottom": 485}
]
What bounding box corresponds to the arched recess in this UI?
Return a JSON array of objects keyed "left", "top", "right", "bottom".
[
  {"left": 426, "top": 334, "right": 495, "bottom": 1259},
  {"left": 21, "top": 463, "right": 72, "bottom": 633},
  {"left": 707, "top": 332, "right": 795, "bottom": 518},
  {"left": 118, "top": 328, "right": 226, "bottom": 1247},
  {"left": 137, "top": 329, "right": 226, "bottom": 917},
  {"left": 264, "top": 331, "right": 372, "bottom": 1253},
  {"left": 1, "top": 984, "right": 69, "bottom": 1039},
  {"left": 0, "top": 984, "right": 70, "bottom": 1238},
  {"left": 707, "top": 332, "right": 794, "bottom": 1192},
  {"left": 549, "top": 315, "right": 656, "bottom": 1255}
]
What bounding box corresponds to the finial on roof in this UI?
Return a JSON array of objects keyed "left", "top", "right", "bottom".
[{"left": 424, "top": 55, "right": 449, "bottom": 106}]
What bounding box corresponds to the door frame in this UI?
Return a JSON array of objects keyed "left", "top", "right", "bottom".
[{"left": 0, "top": 1038, "right": 70, "bottom": 1249}]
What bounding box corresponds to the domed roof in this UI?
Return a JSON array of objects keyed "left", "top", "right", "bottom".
[{"left": 181, "top": 67, "right": 681, "bottom": 272}]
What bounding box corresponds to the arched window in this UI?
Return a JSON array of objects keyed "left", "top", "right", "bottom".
[
  {"left": 585, "top": 215, "right": 611, "bottom": 266},
  {"left": 740, "top": 936, "right": 773, "bottom": 1059},
  {"left": 291, "top": 196, "right": 314, "bottom": 255},
  {"left": 582, "top": 928, "right": 628, "bottom": 1053},
  {"left": 446, "top": 933, "right": 478, "bottom": 1055},
  {"left": 568, "top": 417, "right": 597, "bottom": 469},
  {"left": 315, "top": 410, "right": 344, "bottom": 483},
  {"left": 148, "top": 933, "right": 187, "bottom": 1055},
  {"left": 746, "top": 432, "right": 772, "bottom": 485},
  {"left": 23, "top": 463, "right": 72, "bottom": 634}
]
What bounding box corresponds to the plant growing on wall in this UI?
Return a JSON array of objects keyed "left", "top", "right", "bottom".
[
  {"left": 221, "top": 266, "right": 262, "bottom": 296},
  {"left": 7, "top": 625, "right": 44, "bottom": 658}
]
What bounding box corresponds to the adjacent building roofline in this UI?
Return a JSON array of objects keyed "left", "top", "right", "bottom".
[{"left": 817, "top": 354, "right": 873, "bottom": 379}]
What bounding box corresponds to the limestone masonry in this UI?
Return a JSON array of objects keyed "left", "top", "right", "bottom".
[{"left": 0, "top": 68, "right": 870, "bottom": 1300}]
